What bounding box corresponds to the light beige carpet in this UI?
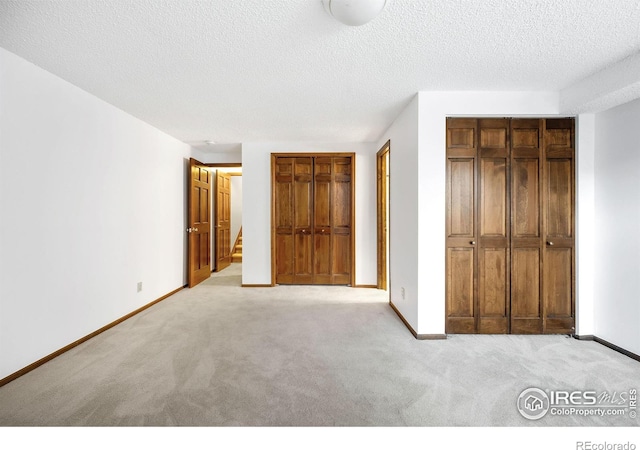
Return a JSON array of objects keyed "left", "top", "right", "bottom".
[{"left": 0, "top": 263, "right": 639, "bottom": 426}]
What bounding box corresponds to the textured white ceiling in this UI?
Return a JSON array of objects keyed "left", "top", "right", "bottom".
[{"left": 1, "top": 0, "right": 639, "bottom": 145}]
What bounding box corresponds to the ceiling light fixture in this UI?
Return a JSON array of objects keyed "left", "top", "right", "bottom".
[
  {"left": 321, "top": 0, "right": 387, "bottom": 26},
  {"left": 204, "top": 140, "right": 216, "bottom": 145}
]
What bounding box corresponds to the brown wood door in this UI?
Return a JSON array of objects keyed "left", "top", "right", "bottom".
[
  {"left": 273, "top": 154, "right": 353, "bottom": 285},
  {"left": 542, "top": 118, "right": 575, "bottom": 334},
  {"left": 446, "top": 118, "right": 477, "bottom": 333},
  {"left": 477, "top": 119, "right": 510, "bottom": 334},
  {"left": 215, "top": 170, "right": 232, "bottom": 272},
  {"left": 511, "top": 119, "right": 544, "bottom": 333},
  {"left": 188, "top": 158, "right": 212, "bottom": 288}
]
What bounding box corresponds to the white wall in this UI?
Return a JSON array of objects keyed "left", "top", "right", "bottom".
[
  {"left": 576, "top": 114, "right": 596, "bottom": 336},
  {"left": 0, "top": 48, "right": 191, "bottom": 379},
  {"left": 593, "top": 98, "right": 640, "bottom": 355},
  {"left": 241, "top": 142, "right": 377, "bottom": 286},
  {"left": 376, "top": 95, "right": 420, "bottom": 329}
]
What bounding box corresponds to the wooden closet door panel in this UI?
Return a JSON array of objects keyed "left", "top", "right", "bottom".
[
  {"left": 543, "top": 119, "right": 575, "bottom": 334},
  {"left": 448, "top": 159, "right": 475, "bottom": 238},
  {"left": 331, "top": 157, "right": 352, "bottom": 284},
  {"left": 274, "top": 158, "right": 294, "bottom": 283},
  {"left": 546, "top": 158, "right": 573, "bottom": 238},
  {"left": 510, "top": 119, "right": 543, "bottom": 334},
  {"left": 480, "top": 159, "right": 507, "bottom": 237},
  {"left": 478, "top": 248, "right": 508, "bottom": 333},
  {"left": 314, "top": 157, "right": 332, "bottom": 283},
  {"left": 511, "top": 248, "right": 542, "bottom": 333},
  {"left": 446, "top": 118, "right": 477, "bottom": 333},
  {"left": 512, "top": 158, "right": 540, "bottom": 237},
  {"left": 446, "top": 247, "right": 476, "bottom": 333},
  {"left": 477, "top": 119, "right": 510, "bottom": 334},
  {"left": 293, "top": 158, "right": 313, "bottom": 283}
]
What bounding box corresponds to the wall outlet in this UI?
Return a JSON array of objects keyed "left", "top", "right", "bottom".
[
  {"left": 401, "top": 287, "right": 405, "bottom": 299},
  {"left": 137, "top": 282, "right": 143, "bottom": 293}
]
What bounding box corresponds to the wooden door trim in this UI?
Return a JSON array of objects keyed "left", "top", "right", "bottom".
[
  {"left": 377, "top": 140, "right": 390, "bottom": 290},
  {"left": 205, "top": 163, "right": 242, "bottom": 168},
  {"left": 271, "top": 152, "right": 356, "bottom": 286}
]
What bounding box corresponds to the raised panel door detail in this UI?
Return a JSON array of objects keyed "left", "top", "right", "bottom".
[
  {"left": 448, "top": 158, "right": 475, "bottom": 237},
  {"left": 513, "top": 159, "right": 540, "bottom": 237},
  {"left": 332, "top": 234, "right": 351, "bottom": 281},
  {"left": 448, "top": 128, "right": 475, "bottom": 148},
  {"left": 479, "top": 248, "right": 507, "bottom": 317},
  {"left": 544, "top": 248, "right": 572, "bottom": 317},
  {"left": 276, "top": 234, "right": 293, "bottom": 278},
  {"left": 480, "top": 158, "right": 507, "bottom": 237},
  {"left": 546, "top": 129, "right": 571, "bottom": 147},
  {"left": 512, "top": 128, "right": 539, "bottom": 149},
  {"left": 546, "top": 159, "right": 573, "bottom": 238},
  {"left": 447, "top": 248, "right": 475, "bottom": 318},
  {"left": 511, "top": 248, "right": 541, "bottom": 317},
  {"left": 480, "top": 128, "right": 507, "bottom": 149}
]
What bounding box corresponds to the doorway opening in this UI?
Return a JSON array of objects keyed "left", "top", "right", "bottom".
[{"left": 206, "top": 164, "right": 242, "bottom": 274}]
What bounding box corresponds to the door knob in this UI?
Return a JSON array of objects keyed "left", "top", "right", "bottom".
[
  {"left": 187, "top": 227, "right": 192, "bottom": 233},
  {"left": 470, "top": 241, "right": 476, "bottom": 245},
  {"left": 547, "top": 241, "right": 554, "bottom": 246},
  {"left": 194, "top": 228, "right": 198, "bottom": 232},
  {"left": 321, "top": 229, "right": 326, "bottom": 233}
]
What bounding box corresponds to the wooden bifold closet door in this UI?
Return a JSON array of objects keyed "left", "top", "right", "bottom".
[
  {"left": 446, "top": 118, "right": 575, "bottom": 334},
  {"left": 272, "top": 154, "right": 354, "bottom": 285}
]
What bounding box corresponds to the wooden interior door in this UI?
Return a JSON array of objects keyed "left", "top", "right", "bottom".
[
  {"left": 542, "top": 118, "right": 575, "bottom": 334},
  {"left": 272, "top": 153, "right": 353, "bottom": 286},
  {"left": 446, "top": 118, "right": 477, "bottom": 333},
  {"left": 477, "top": 119, "right": 510, "bottom": 333},
  {"left": 188, "top": 158, "right": 212, "bottom": 288},
  {"left": 215, "top": 170, "right": 232, "bottom": 272},
  {"left": 511, "top": 119, "right": 544, "bottom": 333}
]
